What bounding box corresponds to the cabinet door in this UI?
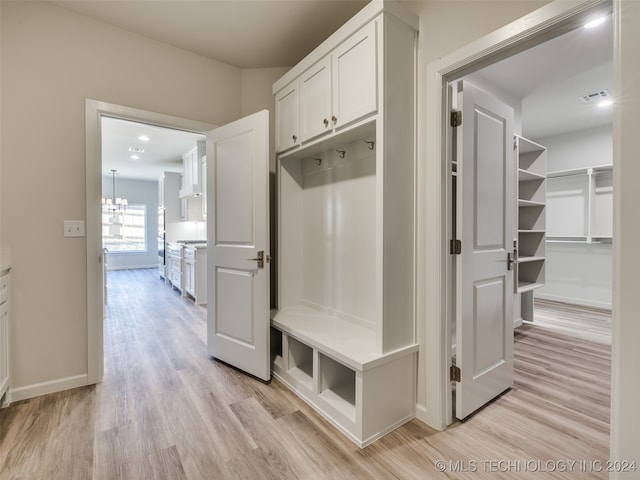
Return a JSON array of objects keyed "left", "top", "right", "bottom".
[
  {"left": 275, "top": 80, "right": 299, "bottom": 153},
  {"left": 201, "top": 156, "right": 207, "bottom": 217},
  {"left": 299, "top": 56, "right": 332, "bottom": 142},
  {"left": 332, "top": 21, "right": 377, "bottom": 129},
  {"left": 158, "top": 176, "right": 164, "bottom": 209},
  {"left": 184, "top": 261, "right": 194, "bottom": 295}
]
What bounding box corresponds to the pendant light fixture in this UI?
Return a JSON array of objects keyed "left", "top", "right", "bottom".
[{"left": 102, "top": 169, "right": 128, "bottom": 210}]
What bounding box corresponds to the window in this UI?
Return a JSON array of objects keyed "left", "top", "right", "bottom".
[{"left": 102, "top": 204, "right": 147, "bottom": 253}]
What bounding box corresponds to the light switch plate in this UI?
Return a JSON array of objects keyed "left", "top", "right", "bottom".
[{"left": 64, "top": 220, "right": 85, "bottom": 238}]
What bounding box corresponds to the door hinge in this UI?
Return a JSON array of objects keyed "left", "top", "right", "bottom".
[
  {"left": 450, "top": 110, "right": 462, "bottom": 127},
  {"left": 450, "top": 239, "right": 462, "bottom": 255},
  {"left": 450, "top": 365, "right": 461, "bottom": 382}
]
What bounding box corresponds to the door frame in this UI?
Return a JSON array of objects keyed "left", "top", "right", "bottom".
[
  {"left": 85, "top": 99, "right": 215, "bottom": 384},
  {"left": 419, "top": 0, "right": 612, "bottom": 430}
]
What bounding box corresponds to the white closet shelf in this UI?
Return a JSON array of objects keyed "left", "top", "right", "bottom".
[
  {"left": 518, "top": 168, "right": 545, "bottom": 181},
  {"left": 517, "top": 281, "right": 545, "bottom": 293},
  {"left": 517, "top": 256, "right": 545, "bottom": 263},
  {"left": 518, "top": 199, "right": 545, "bottom": 208},
  {"left": 519, "top": 229, "right": 545, "bottom": 234},
  {"left": 272, "top": 305, "right": 418, "bottom": 371}
]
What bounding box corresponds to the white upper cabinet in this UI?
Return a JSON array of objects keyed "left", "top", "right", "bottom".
[
  {"left": 179, "top": 140, "right": 205, "bottom": 198},
  {"left": 332, "top": 21, "right": 377, "bottom": 130},
  {"left": 275, "top": 18, "right": 378, "bottom": 152},
  {"left": 299, "top": 56, "right": 332, "bottom": 142},
  {"left": 275, "top": 81, "right": 300, "bottom": 153}
]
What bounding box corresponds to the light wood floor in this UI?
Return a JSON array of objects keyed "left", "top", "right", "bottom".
[{"left": 0, "top": 269, "right": 611, "bottom": 479}]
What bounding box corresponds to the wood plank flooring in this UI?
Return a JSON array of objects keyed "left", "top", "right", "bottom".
[{"left": 0, "top": 269, "right": 611, "bottom": 479}]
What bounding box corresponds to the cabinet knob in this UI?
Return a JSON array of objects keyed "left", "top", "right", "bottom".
[
  {"left": 332, "top": 116, "right": 337, "bottom": 125},
  {"left": 323, "top": 118, "right": 329, "bottom": 127},
  {"left": 292, "top": 134, "right": 297, "bottom": 142}
]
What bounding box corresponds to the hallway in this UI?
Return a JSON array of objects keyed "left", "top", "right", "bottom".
[{"left": 0, "top": 269, "right": 610, "bottom": 479}]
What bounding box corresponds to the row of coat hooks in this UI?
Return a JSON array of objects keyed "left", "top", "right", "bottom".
[{"left": 313, "top": 140, "right": 375, "bottom": 166}]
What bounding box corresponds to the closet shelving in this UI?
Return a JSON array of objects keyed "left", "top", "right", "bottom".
[
  {"left": 515, "top": 136, "right": 547, "bottom": 295},
  {"left": 546, "top": 164, "right": 613, "bottom": 244}
]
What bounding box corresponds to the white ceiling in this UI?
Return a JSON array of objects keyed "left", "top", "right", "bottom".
[
  {"left": 473, "top": 17, "right": 613, "bottom": 139},
  {"left": 51, "top": 0, "right": 368, "bottom": 69},
  {"left": 90, "top": 1, "right": 613, "bottom": 180},
  {"left": 101, "top": 117, "right": 204, "bottom": 181}
]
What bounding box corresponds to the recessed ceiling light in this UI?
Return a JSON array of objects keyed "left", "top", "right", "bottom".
[
  {"left": 137, "top": 135, "right": 150, "bottom": 142},
  {"left": 128, "top": 146, "right": 145, "bottom": 153},
  {"left": 598, "top": 99, "right": 613, "bottom": 108},
  {"left": 130, "top": 155, "right": 140, "bottom": 160},
  {"left": 584, "top": 16, "right": 607, "bottom": 29}
]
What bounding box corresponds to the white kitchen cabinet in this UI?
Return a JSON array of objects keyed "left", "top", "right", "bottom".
[
  {"left": 159, "top": 172, "right": 181, "bottom": 223},
  {"left": 180, "top": 190, "right": 203, "bottom": 222},
  {"left": 166, "top": 242, "right": 184, "bottom": 294},
  {"left": 179, "top": 140, "right": 205, "bottom": 198},
  {"left": 279, "top": 20, "right": 378, "bottom": 151},
  {"left": 275, "top": 80, "right": 300, "bottom": 153},
  {"left": 184, "top": 245, "right": 207, "bottom": 305},
  {"left": 201, "top": 156, "right": 207, "bottom": 218},
  {"left": 0, "top": 266, "right": 10, "bottom": 406},
  {"left": 271, "top": 1, "right": 418, "bottom": 447}
]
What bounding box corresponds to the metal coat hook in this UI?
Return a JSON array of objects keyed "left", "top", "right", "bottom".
[
  {"left": 336, "top": 149, "right": 346, "bottom": 159},
  {"left": 365, "top": 140, "right": 375, "bottom": 150}
]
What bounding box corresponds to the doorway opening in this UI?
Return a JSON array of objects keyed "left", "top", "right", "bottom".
[
  {"left": 448, "top": 9, "right": 613, "bottom": 423},
  {"left": 85, "top": 100, "right": 214, "bottom": 383},
  {"left": 100, "top": 116, "right": 206, "bottom": 303},
  {"left": 421, "top": 0, "right": 613, "bottom": 432}
]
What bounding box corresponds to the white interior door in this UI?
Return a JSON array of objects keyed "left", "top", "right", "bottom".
[
  {"left": 206, "top": 110, "right": 270, "bottom": 381},
  {"left": 455, "top": 81, "right": 515, "bottom": 419}
]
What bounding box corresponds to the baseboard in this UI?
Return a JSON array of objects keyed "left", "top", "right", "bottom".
[
  {"left": 535, "top": 293, "right": 611, "bottom": 310},
  {"left": 415, "top": 402, "right": 447, "bottom": 431},
  {"left": 8, "top": 374, "right": 89, "bottom": 403},
  {"left": 107, "top": 265, "right": 157, "bottom": 271}
]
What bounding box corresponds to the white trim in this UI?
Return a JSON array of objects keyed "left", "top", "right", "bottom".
[
  {"left": 535, "top": 293, "right": 611, "bottom": 311},
  {"left": 421, "top": 0, "right": 611, "bottom": 430},
  {"left": 85, "top": 99, "right": 215, "bottom": 385},
  {"left": 9, "top": 374, "right": 88, "bottom": 403},
  {"left": 107, "top": 264, "right": 158, "bottom": 271}
]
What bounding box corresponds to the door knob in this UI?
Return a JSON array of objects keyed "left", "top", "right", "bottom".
[
  {"left": 323, "top": 118, "right": 329, "bottom": 127},
  {"left": 332, "top": 116, "right": 337, "bottom": 125}
]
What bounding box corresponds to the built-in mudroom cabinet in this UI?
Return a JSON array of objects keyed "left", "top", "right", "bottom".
[{"left": 269, "top": 1, "right": 418, "bottom": 447}]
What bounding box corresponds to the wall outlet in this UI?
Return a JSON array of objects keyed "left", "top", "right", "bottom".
[{"left": 64, "top": 220, "right": 85, "bottom": 238}]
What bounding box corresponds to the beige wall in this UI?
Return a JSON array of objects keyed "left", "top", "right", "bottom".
[
  {"left": 0, "top": 1, "right": 242, "bottom": 390},
  {"left": 241, "top": 67, "right": 290, "bottom": 173}
]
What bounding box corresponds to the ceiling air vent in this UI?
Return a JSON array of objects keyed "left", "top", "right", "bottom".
[{"left": 579, "top": 89, "right": 611, "bottom": 103}]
